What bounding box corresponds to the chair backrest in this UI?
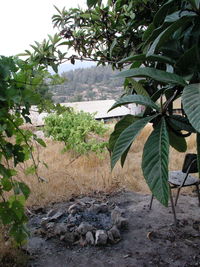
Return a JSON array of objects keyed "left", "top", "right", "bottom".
[{"left": 182, "top": 153, "right": 198, "bottom": 173}]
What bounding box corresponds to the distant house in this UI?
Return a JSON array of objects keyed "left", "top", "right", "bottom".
[
  {"left": 61, "top": 100, "right": 131, "bottom": 121},
  {"left": 29, "top": 99, "right": 140, "bottom": 126}
]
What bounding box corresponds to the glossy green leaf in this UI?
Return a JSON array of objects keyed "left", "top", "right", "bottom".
[
  {"left": 111, "top": 115, "right": 157, "bottom": 169},
  {"left": 153, "top": 0, "right": 174, "bottom": 26},
  {"left": 167, "top": 115, "right": 196, "bottom": 133},
  {"left": 118, "top": 54, "right": 175, "bottom": 65},
  {"left": 109, "top": 115, "right": 136, "bottom": 151},
  {"left": 109, "top": 94, "right": 159, "bottom": 112},
  {"left": 182, "top": 84, "right": 200, "bottom": 132},
  {"left": 168, "top": 130, "right": 187, "bottom": 152},
  {"left": 118, "top": 54, "right": 145, "bottom": 64},
  {"left": 147, "top": 16, "right": 195, "bottom": 56},
  {"left": 142, "top": 23, "right": 155, "bottom": 41},
  {"left": 117, "top": 67, "right": 186, "bottom": 86},
  {"left": 120, "top": 144, "right": 131, "bottom": 168},
  {"left": 176, "top": 45, "right": 198, "bottom": 75},
  {"left": 127, "top": 79, "right": 149, "bottom": 97},
  {"left": 142, "top": 118, "right": 169, "bottom": 206}
]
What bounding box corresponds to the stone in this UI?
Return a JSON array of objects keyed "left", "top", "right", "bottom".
[
  {"left": 77, "top": 222, "right": 94, "bottom": 235},
  {"left": 111, "top": 206, "right": 125, "bottom": 224},
  {"left": 46, "top": 222, "right": 55, "bottom": 230},
  {"left": 64, "top": 231, "right": 76, "bottom": 245},
  {"left": 98, "top": 203, "right": 108, "bottom": 213},
  {"left": 85, "top": 231, "right": 95, "bottom": 245},
  {"left": 110, "top": 225, "right": 121, "bottom": 239},
  {"left": 107, "top": 230, "right": 115, "bottom": 244},
  {"left": 68, "top": 203, "right": 83, "bottom": 213},
  {"left": 54, "top": 223, "right": 68, "bottom": 235},
  {"left": 41, "top": 217, "right": 49, "bottom": 227},
  {"left": 88, "top": 204, "right": 101, "bottom": 214},
  {"left": 115, "top": 217, "right": 129, "bottom": 230},
  {"left": 47, "top": 210, "right": 65, "bottom": 222},
  {"left": 95, "top": 230, "right": 108, "bottom": 245}
]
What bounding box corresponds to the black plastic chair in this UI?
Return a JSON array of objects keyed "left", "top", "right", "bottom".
[{"left": 149, "top": 153, "right": 200, "bottom": 224}]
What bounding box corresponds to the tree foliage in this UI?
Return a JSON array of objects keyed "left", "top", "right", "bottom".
[
  {"left": 108, "top": 0, "right": 200, "bottom": 206},
  {"left": 0, "top": 56, "right": 56, "bottom": 243}
]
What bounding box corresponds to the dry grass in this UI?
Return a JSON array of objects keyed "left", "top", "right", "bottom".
[{"left": 13, "top": 124, "right": 197, "bottom": 208}]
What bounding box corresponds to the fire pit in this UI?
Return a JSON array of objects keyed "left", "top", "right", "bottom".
[{"left": 33, "top": 196, "right": 128, "bottom": 246}]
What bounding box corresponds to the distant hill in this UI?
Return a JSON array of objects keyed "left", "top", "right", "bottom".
[{"left": 50, "top": 65, "right": 124, "bottom": 103}]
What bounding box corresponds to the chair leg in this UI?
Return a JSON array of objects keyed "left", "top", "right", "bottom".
[
  {"left": 195, "top": 184, "right": 200, "bottom": 207},
  {"left": 149, "top": 195, "right": 154, "bottom": 210},
  {"left": 175, "top": 187, "right": 181, "bottom": 206},
  {"left": 169, "top": 189, "right": 177, "bottom": 225}
]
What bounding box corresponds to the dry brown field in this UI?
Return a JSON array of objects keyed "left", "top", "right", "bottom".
[{"left": 16, "top": 124, "right": 197, "bottom": 207}]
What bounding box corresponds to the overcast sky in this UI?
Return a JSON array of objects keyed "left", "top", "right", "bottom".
[{"left": 0, "top": 0, "right": 87, "bottom": 56}]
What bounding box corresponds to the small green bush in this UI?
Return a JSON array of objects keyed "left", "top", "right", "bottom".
[{"left": 44, "top": 110, "right": 108, "bottom": 155}]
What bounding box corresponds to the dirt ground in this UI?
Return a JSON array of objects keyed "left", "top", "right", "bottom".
[{"left": 26, "top": 190, "right": 200, "bottom": 267}]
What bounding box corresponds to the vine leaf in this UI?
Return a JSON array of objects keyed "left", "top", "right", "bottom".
[
  {"left": 111, "top": 115, "right": 157, "bottom": 169},
  {"left": 142, "top": 118, "right": 169, "bottom": 207},
  {"left": 182, "top": 84, "right": 200, "bottom": 132}
]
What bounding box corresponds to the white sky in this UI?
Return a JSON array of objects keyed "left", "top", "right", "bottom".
[{"left": 0, "top": 0, "right": 87, "bottom": 56}]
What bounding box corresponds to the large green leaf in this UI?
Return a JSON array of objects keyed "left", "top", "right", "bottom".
[
  {"left": 176, "top": 45, "right": 198, "bottom": 75},
  {"left": 147, "top": 16, "right": 196, "bottom": 56},
  {"left": 109, "top": 115, "right": 136, "bottom": 151},
  {"left": 168, "top": 130, "right": 187, "bottom": 152},
  {"left": 118, "top": 54, "right": 175, "bottom": 65},
  {"left": 167, "top": 115, "right": 196, "bottom": 133},
  {"left": 153, "top": 0, "right": 175, "bottom": 27},
  {"left": 118, "top": 54, "right": 145, "bottom": 64},
  {"left": 142, "top": 118, "right": 169, "bottom": 206},
  {"left": 108, "top": 95, "right": 160, "bottom": 112},
  {"left": 117, "top": 67, "right": 186, "bottom": 86},
  {"left": 182, "top": 84, "right": 200, "bottom": 132},
  {"left": 165, "top": 10, "right": 196, "bottom": 23},
  {"left": 127, "top": 79, "right": 149, "bottom": 97},
  {"left": 111, "top": 115, "right": 157, "bottom": 169}
]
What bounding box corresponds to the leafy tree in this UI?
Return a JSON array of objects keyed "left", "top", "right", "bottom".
[{"left": 108, "top": 0, "right": 200, "bottom": 206}]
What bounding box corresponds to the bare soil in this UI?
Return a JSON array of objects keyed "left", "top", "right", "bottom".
[{"left": 26, "top": 190, "right": 200, "bottom": 267}]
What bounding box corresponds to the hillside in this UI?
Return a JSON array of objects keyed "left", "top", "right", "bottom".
[{"left": 50, "top": 65, "right": 124, "bottom": 103}]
